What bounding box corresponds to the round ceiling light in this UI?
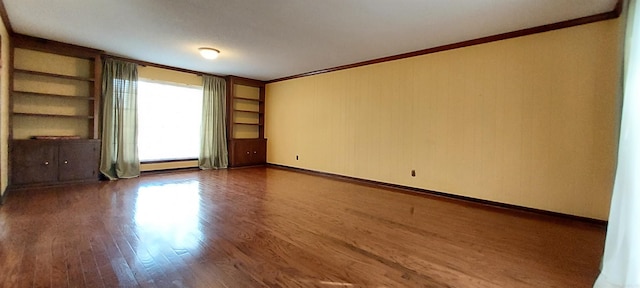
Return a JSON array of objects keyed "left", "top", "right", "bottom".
[{"left": 199, "top": 47, "right": 220, "bottom": 60}]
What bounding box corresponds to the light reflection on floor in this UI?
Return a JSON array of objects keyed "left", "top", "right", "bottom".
[{"left": 134, "top": 180, "right": 203, "bottom": 256}]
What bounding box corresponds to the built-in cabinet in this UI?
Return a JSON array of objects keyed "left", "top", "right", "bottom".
[
  {"left": 11, "top": 140, "right": 101, "bottom": 187},
  {"left": 9, "top": 34, "right": 103, "bottom": 188},
  {"left": 227, "top": 76, "right": 267, "bottom": 167},
  {"left": 229, "top": 138, "right": 267, "bottom": 167}
]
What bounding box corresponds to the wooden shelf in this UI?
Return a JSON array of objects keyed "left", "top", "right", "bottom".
[
  {"left": 14, "top": 69, "right": 95, "bottom": 82},
  {"left": 234, "top": 96, "right": 263, "bottom": 102},
  {"left": 13, "top": 112, "right": 95, "bottom": 119},
  {"left": 13, "top": 90, "right": 95, "bottom": 100},
  {"left": 233, "top": 109, "right": 262, "bottom": 114},
  {"left": 227, "top": 76, "right": 266, "bottom": 167},
  {"left": 233, "top": 122, "right": 263, "bottom": 126}
]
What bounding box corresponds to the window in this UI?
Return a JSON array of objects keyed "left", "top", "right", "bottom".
[{"left": 137, "top": 79, "right": 203, "bottom": 162}]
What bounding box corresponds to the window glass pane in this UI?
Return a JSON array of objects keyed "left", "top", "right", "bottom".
[{"left": 138, "top": 80, "right": 203, "bottom": 162}]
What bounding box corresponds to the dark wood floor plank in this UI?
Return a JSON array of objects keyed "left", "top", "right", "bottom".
[
  {"left": 78, "top": 235, "right": 105, "bottom": 288},
  {"left": 16, "top": 240, "right": 37, "bottom": 288},
  {"left": 63, "top": 237, "right": 86, "bottom": 288},
  {"left": 33, "top": 227, "right": 53, "bottom": 287},
  {"left": 263, "top": 212, "right": 452, "bottom": 287},
  {"left": 237, "top": 179, "right": 482, "bottom": 286},
  {"left": 108, "top": 225, "right": 157, "bottom": 288},
  {"left": 0, "top": 167, "right": 606, "bottom": 287},
  {"left": 199, "top": 214, "right": 316, "bottom": 287},
  {"left": 185, "top": 259, "right": 230, "bottom": 288},
  {"left": 0, "top": 245, "right": 26, "bottom": 287},
  {"left": 120, "top": 224, "right": 172, "bottom": 288},
  {"left": 50, "top": 236, "right": 69, "bottom": 287},
  {"left": 127, "top": 226, "right": 189, "bottom": 288},
  {"left": 285, "top": 197, "right": 499, "bottom": 286},
  {"left": 264, "top": 202, "right": 483, "bottom": 287},
  {"left": 93, "top": 233, "right": 138, "bottom": 287},
  {"left": 99, "top": 230, "right": 140, "bottom": 288}
]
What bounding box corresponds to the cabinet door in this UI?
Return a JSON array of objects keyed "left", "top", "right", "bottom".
[
  {"left": 231, "top": 140, "right": 254, "bottom": 167},
  {"left": 230, "top": 139, "right": 267, "bottom": 167},
  {"left": 58, "top": 141, "right": 101, "bottom": 182},
  {"left": 11, "top": 141, "right": 58, "bottom": 185},
  {"left": 248, "top": 139, "right": 267, "bottom": 165}
]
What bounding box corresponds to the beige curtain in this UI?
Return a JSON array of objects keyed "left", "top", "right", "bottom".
[
  {"left": 199, "top": 75, "right": 228, "bottom": 169},
  {"left": 100, "top": 58, "right": 140, "bottom": 179}
]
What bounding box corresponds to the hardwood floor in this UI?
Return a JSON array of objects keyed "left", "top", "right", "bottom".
[{"left": 0, "top": 167, "right": 605, "bottom": 287}]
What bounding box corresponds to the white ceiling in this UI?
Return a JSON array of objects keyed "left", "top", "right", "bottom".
[{"left": 4, "top": 0, "right": 618, "bottom": 81}]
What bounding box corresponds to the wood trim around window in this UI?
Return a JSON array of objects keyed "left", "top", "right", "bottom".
[{"left": 102, "top": 54, "right": 225, "bottom": 79}]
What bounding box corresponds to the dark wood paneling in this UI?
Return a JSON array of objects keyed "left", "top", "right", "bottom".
[
  {"left": 12, "top": 34, "right": 103, "bottom": 59},
  {"left": 229, "top": 75, "right": 266, "bottom": 88},
  {"left": 231, "top": 141, "right": 252, "bottom": 166},
  {"left": 92, "top": 54, "right": 102, "bottom": 139},
  {"left": 10, "top": 140, "right": 58, "bottom": 185},
  {"left": 10, "top": 139, "right": 101, "bottom": 188},
  {"left": 57, "top": 140, "right": 100, "bottom": 182},
  {"left": 229, "top": 138, "right": 267, "bottom": 167},
  {"left": 0, "top": 167, "right": 606, "bottom": 287},
  {"left": 226, "top": 76, "right": 267, "bottom": 166},
  {"left": 615, "top": 0, "right": 624, "bottom": 17},
  {"left": 268, "top": 0, "right": 623, "bottom": 83},
  {"left": 0, "top": 189, "right": 7, "bottom": 205}
]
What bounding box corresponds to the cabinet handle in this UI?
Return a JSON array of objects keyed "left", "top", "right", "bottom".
[
  {"left": 246, "top": 151, "right": 250, "bottom": 154},
  {"left": 64, "top": 160, "right": 68, "bottom": 164},
  {"left": 44, "top": 161, "right": 49, "bottom": 165},
  {"left": 254, "top": 151, "right": 257, "bottom": 154}
]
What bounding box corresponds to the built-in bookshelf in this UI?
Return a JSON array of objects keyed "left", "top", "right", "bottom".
[
  {"left": 10, "top": 35, "right": 102, "bottom": 139},
  {"left": 227, "top": 76, "right": 266, "bottom": 167},
  {"left": 9, "top": 34, "right": 103, "bottom": 188},
  {"left": 232, "top": 85, "right": 263, "bottom": 137}
]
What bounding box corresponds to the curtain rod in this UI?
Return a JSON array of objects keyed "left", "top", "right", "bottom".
[{"left": 102, "top": 54, "right": 226, "bottom": 78}]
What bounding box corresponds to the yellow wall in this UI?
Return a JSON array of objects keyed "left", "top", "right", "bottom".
[
  {"left": 138, "top": 66, "right": 201, "bottom": 86},
  {"left": 266, "top": 19, "right": 623, "bottom": 220},
  {"left": 1, "top": 18, "right": 10, "bottom": 197}
]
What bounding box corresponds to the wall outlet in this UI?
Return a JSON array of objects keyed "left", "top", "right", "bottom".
[{"left": 411, "top": 170, "right": 416, "bottom": 177}]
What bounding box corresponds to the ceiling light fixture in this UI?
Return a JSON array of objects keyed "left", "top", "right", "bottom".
[{"left": 199, "top": 47, "right": 220, "bottom": 60}]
